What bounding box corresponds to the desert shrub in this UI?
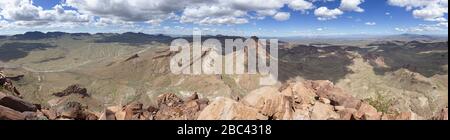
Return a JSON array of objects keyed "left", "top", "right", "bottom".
[{"left": 365, "top": 93, "right": 395, "bottom": 113}]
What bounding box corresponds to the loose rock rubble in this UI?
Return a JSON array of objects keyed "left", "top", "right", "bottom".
[
  {"left": 197, "top": 80, "right": 446, "bottom": 120},
  {"left": 99, "top": 92, "right": 210, "bottom": 120},
  {"left": 0, "top": 71, "right": 448, "bottom": 120}
]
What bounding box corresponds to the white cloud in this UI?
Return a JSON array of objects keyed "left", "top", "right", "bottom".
[
  {"left": 0, "top": 0, "right": 368, "bottom": 28},
  {"left": 314, "top": 7, "right": 343, "bottom": 20},
  {"left": 0, "top": 0, "right": 92, "bottom": 28},
  {"left": 365, "top": 22, "right": 376, "bottom": 25},
  {"left": 388, "top": 0, "right": 448, "bottom": 22},
  {"left": 340, "top": 0, "right": 365, "bottom": 12},
  {"left": 3, "top": 0, "right": 299, "bottom": 27},
  {"left": 312, "top": 0, "right": 365, "bottom": 20},
  {"left": 412, "top": 3, "right": 448, "bottom": 21},
  {"left": 62, "top": 0, "right": 328, "bottom": 25},
  {"left": 288, "top": 0, "right": 315, "bottom": 11},
  {"left": 273, "top": 12, "right": 290, "bottom": 21},
  {"left": 395, "top": 22, "right": 448, "bottom": 33},
  {"left": 64, "top": 0, "right": 293, "bottom": 25}
]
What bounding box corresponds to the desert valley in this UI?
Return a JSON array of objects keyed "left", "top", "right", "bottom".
[{"left": 0, "top": 32, "right": 447, "bottom": 120}]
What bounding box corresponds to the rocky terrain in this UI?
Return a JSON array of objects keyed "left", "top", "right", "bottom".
[
  {"left": 1, "top": 71, "right": 447, "bottom": 120},
  {"left": 0, "top": 32, "right": 448, "bottom": 120}
]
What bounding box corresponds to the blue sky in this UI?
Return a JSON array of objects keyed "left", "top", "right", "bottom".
[{"left": 0, "top": 0, "right": 448, "bottom": 36}]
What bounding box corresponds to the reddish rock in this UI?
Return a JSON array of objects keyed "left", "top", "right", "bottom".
[
  {"left": 198, "top": 97, "right": 268, "bottom": 120},
  {"left": 242, "top": 86, "right": 294, "bottom": 120},
  {"left": 157, "top": 93, "right": 183, "bottom": 108},
  {"left": 0, "top": 105, "right": 26, "bottom": 120},
  {"left": 432, "top": 107, "right": 448, "bottom": 120},
  {"left": 338, "top": 108, "right": 357, "bottom": 120},
  {"left": 310, "top": 102, "right": 340, "bottom": 120},
  {"left": 0, "top": 92, "right": 37, "bottom": 112},
  {"left": 381, "top": 113, "right": 397, "bottom": 120},
  {"left": 354, "top": 102, "right": 381, "bottom": 120},
  {"left": 309, "top": 81, "right": 361, "bottom": 109},
  {"left": 41, "top": 109, "right": 58, "bottom": 120},
  {"left": 124, "top": 102, "right": 144, "bottom": 120},
  {"left": 395, "top": 111, "right": 419, "bottom": 120},
  {"left": 154, "top": 93, "right": 207, "bottom": 120}
]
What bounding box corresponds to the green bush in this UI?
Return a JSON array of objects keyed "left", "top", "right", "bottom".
[{"left": 365, "top": 93, "right": 395, "bottom": 113}]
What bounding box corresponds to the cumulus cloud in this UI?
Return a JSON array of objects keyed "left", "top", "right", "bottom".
[
  {"left": 340, "top": 0, "right": 365, "bottom": 12},
  {"left": 273, "top": 12, "right": 291, "bottom": 21},
  {"left": 2, "top": 0, "right": 313, "bottom": 27},
  {"left": 288, "top": 0, "right": 315, "bottom": 11},
  {"left": 0, "top": 0, "right": 370, "bottom": 28},
  {"left": 388, "top": 0, "right": 448, "bottom": 21},
  {"left": 314, "top": 7, "right": 343, "bottom": 20},
  {"left": 63, "top": 0, "right": 299, "bottom": 25},
  {"left": 180, "top": 4, "right": 248, "bottom": 25},
  {"left": 0, "top": 0, "right": 92, "bottom": 28},
  {"left": 62, "top": 0, "right": 329, "bottom": 25},
  {"left": 312, "top": 0, "right": 365, "bottom": 20}
]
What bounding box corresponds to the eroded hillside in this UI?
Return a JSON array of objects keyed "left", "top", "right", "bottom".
[{"left": 0, "top": 32, "right": 448, "bottom": 119}]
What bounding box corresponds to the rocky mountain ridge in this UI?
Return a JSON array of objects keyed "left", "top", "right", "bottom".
[{"left": 1, "top": 71, "right": 447, "bottom": 120}]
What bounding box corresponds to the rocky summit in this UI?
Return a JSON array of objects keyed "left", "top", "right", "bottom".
[{"left": 1, "top": 72, "right": 447, "bottom": 120}]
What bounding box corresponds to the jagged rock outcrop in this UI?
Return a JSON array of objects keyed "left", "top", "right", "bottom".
[
  {"left": 52, "top": 84, "right": 90, "bottom": 98},
  {"left": 154, "top": 93, "right": 208, "bottom": 120},
  {"left": 100, "top": 93, "right": 209, "bottom": 120},
  {"left": 0, "top": 70, "right": 447, "bottom": 120},
  {"left": 57, "top": 101, "right": 98, "bottom": 120},
  {"left": 0, "top": 71, "right": 22, "bottom": 98},
  {"left": 197, "top": 80, "right": 442, "bottom": 120},
  {"left": 242, "top": 86, "right": 293, "bottom": 120},
  {"left": 0, "top": 81, "right": 97, "bottom": 120}
]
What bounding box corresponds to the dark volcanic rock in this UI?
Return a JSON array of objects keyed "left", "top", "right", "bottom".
[
  {"left": 52, "top": 84, "right": 90, "bottom": 98},
  {"left": 0, "top": 92, "right": 36, "bottom": 112}
]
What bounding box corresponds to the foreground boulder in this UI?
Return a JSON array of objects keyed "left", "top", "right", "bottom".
[
  {"left": 101, "top": 93, "right": 209, "bottom": 120},
  {"left": 0, "top": 105, "right": 26, "bottom": 120},
  {"left": 0, "top": 71, "right": 22, "bottom": 98},
  {"left": 58, "top": 102, "right": 98, "bottom": 120},
  {"left": 242, "top": 86, "right": 293, "bottom": 120},
  {"left": 0, "top": 70, "right": 447, "bottom": 120},
  {"left": 198, "top": 97, "right": 267, "bottom": 120},
  {"left": 310, "top": 102, "right": 340, "bottom": 120},
  {"left": 353, "top": 102, "right": 382, "bottom": 120},
  {"left": 154, "top": 93, "right": 208, "bottom": 120},
  {"left": 309, "top": 80, "right": 361, "bottom": 108},
  {"left": 197, "top": 80, "right": 435, "bottom": 120},
  {"left": 0, "top": 92, "right": 37, "bottom": 112}
]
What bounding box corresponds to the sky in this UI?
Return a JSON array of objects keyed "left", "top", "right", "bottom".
[{"left": 0, "top": 0, "right": 448, "bottom": 36}]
